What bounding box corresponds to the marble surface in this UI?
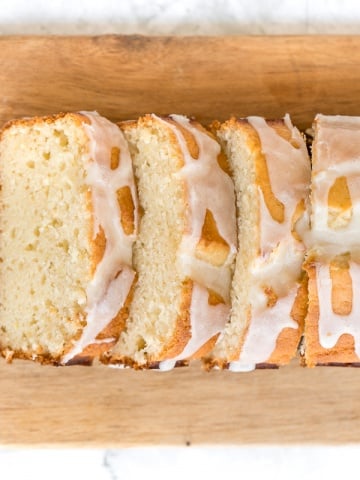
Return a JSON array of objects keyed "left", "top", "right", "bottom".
[
  {"left": 0, "top": 0, "right": 360, "bottom": 35},
  {"left": 1, "top": 446, "right": 360, "bottom": 480},
  {"left": 1, "top": 0, "right": 360, "bottom": 478}
]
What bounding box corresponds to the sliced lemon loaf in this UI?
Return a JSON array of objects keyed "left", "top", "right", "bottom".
[
  {"left": 0, "top": 111, "right": 138, "bottom": 364},
  {"left": 304, "top": 114, "right": 360, "bottom": 366},
  {"left": 209, "top": 115, "right": 310, "bottom": 370},
  {"left": 107, "top": 114, "right": 237, "bottom": 369}
]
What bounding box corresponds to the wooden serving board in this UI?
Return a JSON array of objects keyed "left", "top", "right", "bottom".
[{"left": 1, "top": 35, "right": 360, "bottom": 446}]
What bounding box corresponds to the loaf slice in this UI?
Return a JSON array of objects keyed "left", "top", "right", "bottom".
[
  {"left": 0, "top": 111, "right": 138, "bottom": 364},
  {"left": 107, "top": 114, "right": 237, "bottom": 369},
  {"left": 209, "top": 115, "right": 310, "bottom": 370},
  {"left": 304, "top": 115, "right": 360, "bottom": 366}
]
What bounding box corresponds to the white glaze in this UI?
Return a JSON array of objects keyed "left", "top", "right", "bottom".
[
  {"left": 158, "top": 360, "right": 176, "bottom": 371},
  {"left": 228, "top": 362, "right": 255, "bottom": 372},
  {"left": 235, "top": 115, "right": 310, "bottom": 365},
  {"left": 176, "top": 252, "right": 231, "bottom": 302},
  {"left": 239, "top": 287, "right": 298, "bottom": 364},
  {"left": 248, "top": 115, "right": 310, "bottom": 254},
  {"left": 62, "top": 111, "right": 138, "bottom": 364},
  {"left": 108, "top": 363, "right": 127, "bottom": 369},
  {"left": 250, "top": 240, "right": 304, "bottom": 299},
  {"left": 169, "top": 283, "right": 229, "bottom": 362},
  {"left": 154, "top": 114, "right": 237, "bottom": 365},
  {"left": 316, "top": 262, "right": 360, "bottom": 357},
  {"left": 307, "top": 115, "right": 360, "bottom": 360},
  {"left": 309, "top": 115, "right": 360, "bottom": 257}
]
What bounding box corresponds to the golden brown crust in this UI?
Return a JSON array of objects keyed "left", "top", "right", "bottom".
[
  {"left": 182, "top": 286, "right": 226, "bottom": 361},
  {"left": 117, "top": 186, "right": 136, "bottom": 235},
  {"left": 1, "top": 349, "right": 61, "bottom": 365},
  {"left": 101, "top": 353, "right": 189, "bottom": 370},
  {"left": 71, "top": 274, "right": 138, "bottom": 365},
  {"left": 327, "top": 176, "right": 352, "bottom": 229},
  {"left": 268, "top": 274, "right": 308, "bottom": 365},
  {"left": 0, "top": 112, "right": 89, "bottom": 139},
  {"left": 216, "top": 149, "right": 232, "bottom": 176},
  {"left": 156, "top": 278, "right": 193, "bottom": 361},
  {"left": 97, "top": 275, "right": 137, "bottom": 341},
  {"left": 72, "top": 115, "right": 138, "bottom": 363},
  {"left": 166, "top": 117, "right": 200, "bottom": 159},
  {"left": 304, "top": 261, "right": 358, "bottom": 367},
  {"left": 110, "top": 146, "right": 121, "bottom": 170},
  {"left": 195, "top": 209, "right": 231, "bottom": 267},
  {"left": 291, "top": 199, "right": 306, "bottom": 242},
  {"left": 90, "top": 225, "right": 106, "bottom": 276},
  {"left": 330, "top": 255, "right": 352, "bottom": 315},
  {"left": 201, "top": 356, "right": 228, "bottom": 371},
  {"left": 328, "top": 176, "right": 352, "bottom": 211},
  {"left": 1, "top": 313, "right": 89, "bottom": 365},
  {"left": 232, "top": 306, "right": 252, "bottom": 362},
  {"left": 191, "top": 333, "right": 220, "bottom": 360}
]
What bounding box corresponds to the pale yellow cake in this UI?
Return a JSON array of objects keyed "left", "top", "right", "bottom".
[
  {"left": 0, "top": 111, "right": 138, "bottom": 364},
  {"left": 208, "top": 115, "right": 310, "bottom": 370},
  {"left": 106, "top": 114, "right": 237, "bottom": 369}
]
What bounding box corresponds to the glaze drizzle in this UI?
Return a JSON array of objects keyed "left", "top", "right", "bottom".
[
  {"left": 155, "top": 114, "right": 237, "bottom": 364},
  {"left": 62, "top": 111, "right": 138, "bottom": 364}
]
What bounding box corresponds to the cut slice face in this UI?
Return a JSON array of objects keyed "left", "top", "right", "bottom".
[
  {"left": 108, "top": 114, "right": 237, "bottom": 368},
  {"left": 0, "top": 111, "right": 138, "bottom": 364},
  {"left": 210, "top": 115, "right": 310, "bottom": 370}
]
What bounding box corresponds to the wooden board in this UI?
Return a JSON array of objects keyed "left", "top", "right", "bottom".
[{"left": 1, "top": 35, "right": 360, "bottom": 446}]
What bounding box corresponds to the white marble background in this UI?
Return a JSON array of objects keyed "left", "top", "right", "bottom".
[
  {"left": 2, "top": 446, "right": 360, "bottom": 480},
  {"left": 0, "top": 0, "right": 360, "bottom": 35},
  {"left": 1, "top": 0, "right": 360, "bottom": 478}
]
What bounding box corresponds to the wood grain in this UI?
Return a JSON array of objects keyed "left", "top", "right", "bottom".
[
  {"left": 1, "top": 35, "right": 360, "bottom": 130},
  {"left": 3, "top": 360, "right": 360, "bottom": 446},
  {"left": 1, "top": 35, "right": 360, "bottom": 446}
]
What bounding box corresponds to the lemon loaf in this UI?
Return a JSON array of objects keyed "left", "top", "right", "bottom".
[
  {"left": 107, "top": 114, "right": 237, "bottom": 369},
  {"left": 0, "top": 111, "right": 138, "bottom": 365},
  {"left": 209, "top": 115, "right": 310, "bottom": 370},
  {"left": 304, "top": 115, "right": 360, "bottom": 366}
]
